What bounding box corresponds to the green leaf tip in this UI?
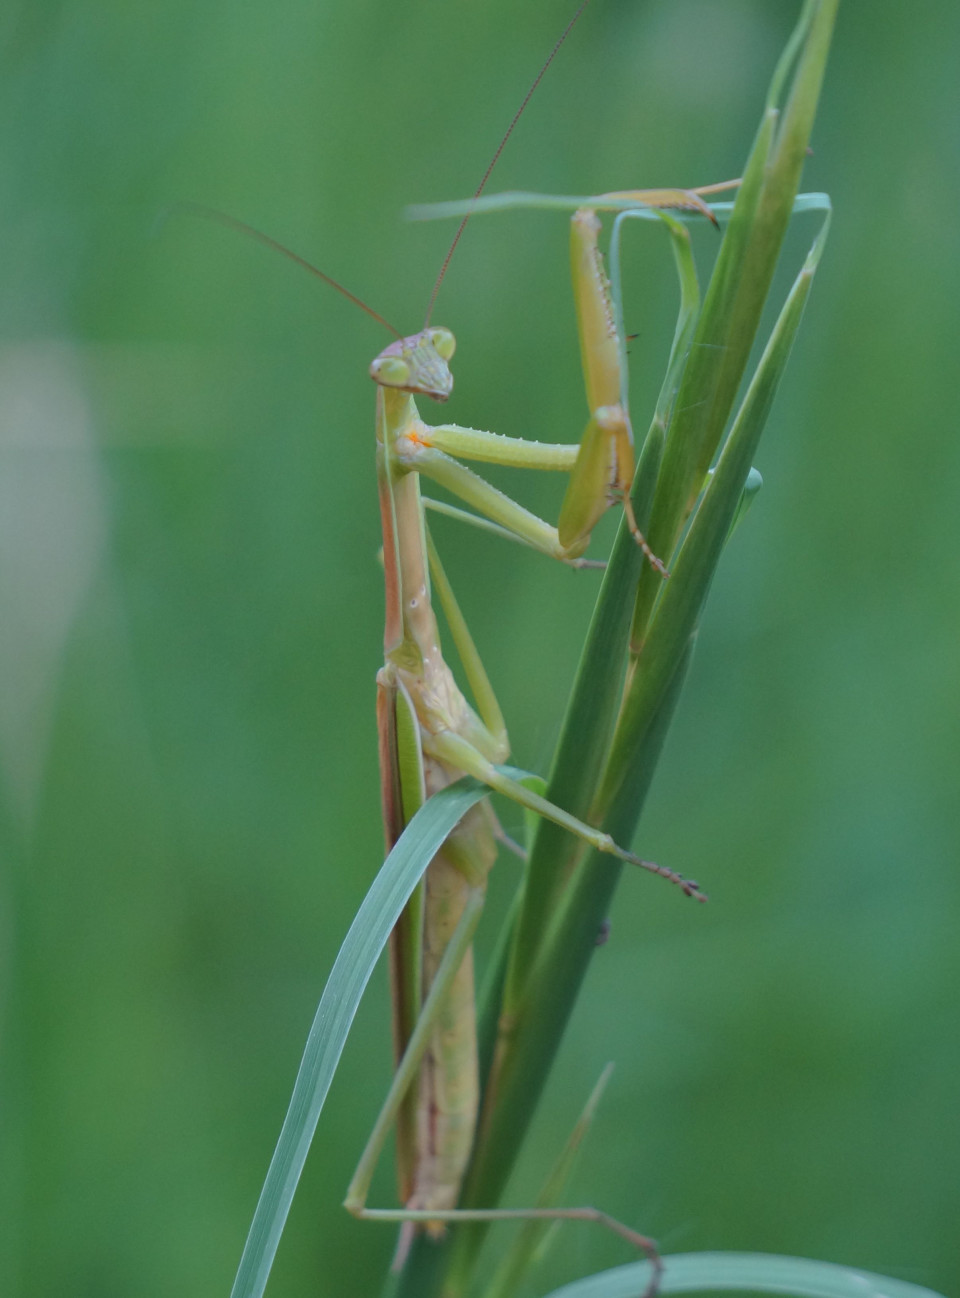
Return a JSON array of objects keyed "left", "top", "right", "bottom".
[{"left": 229, "top": 778, "right": 489, "bottom": 1298}]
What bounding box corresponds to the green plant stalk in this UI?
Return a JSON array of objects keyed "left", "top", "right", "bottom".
[
  {"left": 630, "top": 0, "right": 837, "bottom": 650},
  {"left": 391, "top": 6, "right": 836, "bottom": 1295},
  {"left": 435, "top": 203, "right": 829, "bottom": 1298}
]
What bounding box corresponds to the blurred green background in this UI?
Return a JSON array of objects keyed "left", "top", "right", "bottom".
[{"left": 2, "top": 2, "right": 957, "bottom": 1295}]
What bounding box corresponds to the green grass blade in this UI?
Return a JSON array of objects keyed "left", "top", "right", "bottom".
[
  {"left": 543, "top": 1252, "right": 946, "bottom": 1298},
  {"left": 229, "top": 777, "right": 488, "bottom": 1298},
  {"left": 766, "top": 0, "right": 817, "bottom": 110},
  {"left": 603, "top": 206, "right": 830, "bottom": 810},
  {"left": 629, "top": 0, "right": 837, "bottom": 645}
]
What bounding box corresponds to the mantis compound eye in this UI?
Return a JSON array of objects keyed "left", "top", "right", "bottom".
[
  {"left": 370, "top": 357, "right": 411, "bottom": 388},
  {"left": 429, "top": 328, "right": 456, "bottom": 361}
]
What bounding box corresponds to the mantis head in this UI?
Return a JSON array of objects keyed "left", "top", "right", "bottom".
[{"left": 369, "top": 328, "right": 456, "bottom": 402}]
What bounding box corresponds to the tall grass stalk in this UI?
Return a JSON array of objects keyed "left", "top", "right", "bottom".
[
  {"left": 394, "top": 3, "right": 838, "bottom": 1294},
  {"left": 226, "top": 7, "right": 860, "bottom": 1298}
]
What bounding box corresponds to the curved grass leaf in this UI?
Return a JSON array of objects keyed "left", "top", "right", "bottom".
[
  {"left": 230, "top": 777, "right": 488, "bottom": 1298},
  {"left": 544, "top": 1252, "right": 946, "bottom": 1298}
]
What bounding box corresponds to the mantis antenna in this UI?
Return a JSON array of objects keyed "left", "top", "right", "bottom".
[
  {"left": 422, "top": 0, "right": 595, "bottom": 327},
  {"left": 166, "top": 0, "right": 595, "bottom": 339},
  {"left": 162, "top": 201, "right": 403, "bottom": 338}
]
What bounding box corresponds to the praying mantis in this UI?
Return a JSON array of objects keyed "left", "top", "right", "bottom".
[
  {"left": 320, "top": 12, "right": 738, "bottom": 1270},
  {"left": 178, "top": 12, "right": 724, "bottom": 1270},
  {"left": 175, "top": 172, "right": 724, "bottom": 1288},
  {"left": 340, "top": 187, "right": 717, "bottom": 1260},
  {"left": 201, "top": 1, "right": 839, "bottom": 1293}
]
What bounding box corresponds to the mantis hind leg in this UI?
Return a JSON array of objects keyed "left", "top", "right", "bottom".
[
  {"left": 424, "top": 527, "right": 508, "bottom": 764},
  {"left": 344, "top": 887, "right": 487, "bottom": 1227},
  {"left": 346, "top": 882, "right": 661, "bottom": 1291},
  {"left": 423, "top": 728, "right": 703, "bottom": 900}
]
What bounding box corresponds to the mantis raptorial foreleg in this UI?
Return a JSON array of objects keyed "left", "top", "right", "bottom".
[
  {"left": 386, "top": 199, "right": 691, "bottom": 572},
  {"left": 404, "top": 176, "right": 743, "bottom": 575}
]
